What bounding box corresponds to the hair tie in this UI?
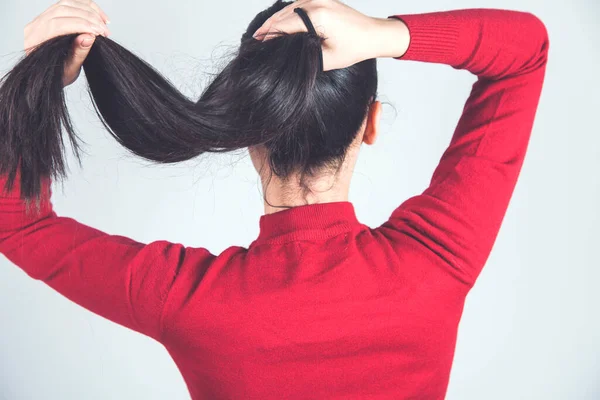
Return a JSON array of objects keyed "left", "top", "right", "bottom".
[{"left": 294, "top": 7, "right": 323, "bottom": 71}]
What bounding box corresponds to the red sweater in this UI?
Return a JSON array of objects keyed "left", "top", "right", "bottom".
[{"left": 0, "top": 9, "right": 548, "bottom": 400}]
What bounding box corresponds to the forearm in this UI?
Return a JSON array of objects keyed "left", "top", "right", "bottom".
[{"left": 374, "top": 9, "right": 549, "bottom": 80}]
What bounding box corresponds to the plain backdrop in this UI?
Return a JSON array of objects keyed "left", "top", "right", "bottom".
[{"left": 1, "top": 0, "right": 598, "bottom": 399}]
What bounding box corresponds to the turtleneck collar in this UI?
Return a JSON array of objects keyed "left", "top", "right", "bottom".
[{"left": 251, "top": 201, "right": 363, "bottom": 246}]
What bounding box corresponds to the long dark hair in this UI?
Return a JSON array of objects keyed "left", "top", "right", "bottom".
[{"left": 0, "top": 0, "right": 378, "bottom": 213}]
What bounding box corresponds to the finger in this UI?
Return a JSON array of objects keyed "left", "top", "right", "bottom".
[
  {"left": 253, "top": 13, "right": 297, "bottom": 40},
  {"left": 56, "top": 0, "right": 110, "bottom": 24},
  {"left": 84, "top": 1, "right": 111, "bottom": 24},
  {"left": 256, "top": 13, "right": 308, "bottom": 41},
  {"left": 46, "top": 5, "right": 110, "bottom": 36},
  {"left": 92, "top": 5, "right": 110, "bottom": 24},
  {"left": 253, "top": 0, "right": 307, "bottom": 39},
  {"left": 254, "top": 1, "right": 314, "bottom": 40},
  {"left": 252, "top": 19, "right": 273, "bottom": 40},
  {"left": 70, "top": 0, "right": 110, "bottom": 20},
  {"left": 64, "top": 33, "right": 95, "bottom": 79},
  {"left": 277, "top": 0, "right": 312, "bottom": 20},
  {"left": 48, "top": 16, "right": 107, "bottom": 37},
  {"left": 276, "top": 0, "right": 315, "bottom": 25}
]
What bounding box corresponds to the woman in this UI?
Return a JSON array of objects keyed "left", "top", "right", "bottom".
[{"left": 0, "top": 0, "right": 548, "bottom": 398}]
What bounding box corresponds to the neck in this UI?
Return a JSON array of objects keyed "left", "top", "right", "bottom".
[{"left": 262, "top": 174, "right": 350, "bottom": 215}]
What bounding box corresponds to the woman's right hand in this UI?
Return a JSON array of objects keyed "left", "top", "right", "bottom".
[
  {"left": 252, "top": 0, "right": 410, "bottom": 71},
  {"left": 24, "top": 0, "right": 111, "bottom": 87}
]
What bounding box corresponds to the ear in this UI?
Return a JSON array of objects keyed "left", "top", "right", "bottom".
[{"left": 363, "top": 100, "right": 382, "bottom": 146}]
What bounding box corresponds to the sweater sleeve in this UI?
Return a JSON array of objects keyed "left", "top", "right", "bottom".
[
  {"left": 0, "top": 170, "right": 215, "bottom": 342},
  {"left": 376, "top": 9, "right": 549, "bottom": 286}
]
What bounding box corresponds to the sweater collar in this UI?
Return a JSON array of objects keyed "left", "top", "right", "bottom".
[{"left": 252, "top": 201, "right": 362, "bottom": 245}]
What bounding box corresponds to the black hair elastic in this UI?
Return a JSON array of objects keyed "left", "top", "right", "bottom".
[{"left": 294, "top": 7, "right": 324, "bottom": 71}]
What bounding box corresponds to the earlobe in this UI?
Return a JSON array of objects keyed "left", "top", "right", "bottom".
[{"left": 363, "top": 101, "right": 382, "bottom": 145}]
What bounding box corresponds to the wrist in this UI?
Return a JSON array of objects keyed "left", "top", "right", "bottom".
[{"left": 369, "top": 17, "right": 410, "bottom": 59}]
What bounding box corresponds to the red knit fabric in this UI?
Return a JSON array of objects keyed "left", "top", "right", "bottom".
[{"left": 0, "top": 9, "right": 548, "bottom": 399}]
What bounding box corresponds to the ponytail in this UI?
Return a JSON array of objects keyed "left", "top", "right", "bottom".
[{"left": 0, "top": 0, "right": 377, "bottom": 214}]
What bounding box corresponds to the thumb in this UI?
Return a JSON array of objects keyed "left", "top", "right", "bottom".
[
  {"left": 64, "top": 34, "right": 96, "bottom": 80},
  {"left": 72, "top": 33, "right": 96, "bottom": 63}
]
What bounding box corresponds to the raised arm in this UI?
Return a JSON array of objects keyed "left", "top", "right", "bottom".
[
  {"left": 253, "top": 4, "right": 549, "bottom": 286},
  {"left": 0, "top": 170, "right": 214, "bottom": 341},
  {"left": 0, "top": 1, "right": 219, "bottom": 342},
  {"left": 377, "top": 9, "right": 549, "bottom": 286}
]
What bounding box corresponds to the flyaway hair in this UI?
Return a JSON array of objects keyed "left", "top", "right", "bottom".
[{"left": 0, "top": 0, "right": 378, "bottom": 213}]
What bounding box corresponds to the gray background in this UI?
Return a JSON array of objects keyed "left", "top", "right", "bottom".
[{"left": 1, "top": 0, "right": 598, "bottom": 399}]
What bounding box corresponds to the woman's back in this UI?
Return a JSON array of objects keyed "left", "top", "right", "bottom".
[{"left": 164, "top": 202, "right": 465, "bottom": 398}]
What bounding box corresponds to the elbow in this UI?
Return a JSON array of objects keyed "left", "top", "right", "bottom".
[
  {"left": 505, "top": 12, "right": 550, "bottom": 78},
  {"left": 527, "top": 12, "right": 550, "bottom": 66}
]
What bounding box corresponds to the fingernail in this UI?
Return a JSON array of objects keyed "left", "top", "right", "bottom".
[{"left": 106, "top": 19, "right": 111, "bottom": 25}]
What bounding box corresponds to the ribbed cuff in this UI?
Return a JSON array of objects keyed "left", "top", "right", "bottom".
[{"left": 388, "top": 12, "right": 461, "bottom": 66}]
